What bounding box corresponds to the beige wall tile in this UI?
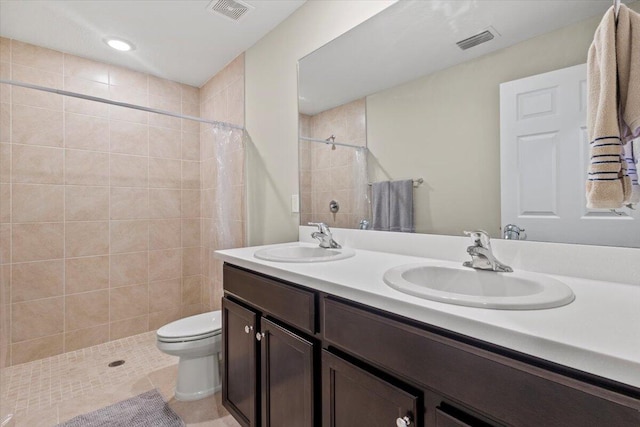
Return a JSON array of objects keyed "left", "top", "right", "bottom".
[
  {"left": 149, "top": 248, "right": 181, "bottom": 282},
  {"left": 149, "top": 189, "right": 181, "bottom": 219},
  {"left": 182, "top": 161, "right": 200, "bottom": 189},
  {"left": 182, "top": 219, "right": 200, "bottom": 247},
  {"left": 65, "top": 290, "right": 109, "bottom": 331},
  {"left": 149, "top": 309, "right": 181, "bottom": 331},
  {"left": 12, "top": 296, "right": 63, "bottom": 342},
  {"left": 148, "top": 96, "right": 181, "bottom": 129},
  {"left": 64, "top": 113, "right": 109, "bottom": 151},
  {"left": 12, "top": 144, "right": 64, "bottom": 184},
  {"left": 12, "top": 222, "right": 64, "bottom": 262},
  {"left": 0, "top": 143, "right": 9, "bottom": 182},
  {"left": 110, "top": 220, "right": 148, "bottom": 254},
  {"left": 181, "top": 190, "right": 200, "bottom": 218},
  {"left": 65, "top": 255, "right": 109, "bottom": 294},
  {"left": 110, "top": 187, "right": 148, "bottom": 219},
  {"left": 11, "top": 260, "right": 63, "bottom": 302},
  {"left": 181, "top": 132, "right": 200, "bottom": 161},
  {"left": 110, "top": 251, "right": 148, "bottom": 288},
  {"left": 181, "top": 303, "right": 203, "bottom": 317},
  {"left": 148, "top": 127, "right": 181, "bottom": 159},
  {"left": 182, "top": 275, "right": 202, "bottom": 305},
  {"left": 12, "top": 184, "right": 64, "bottom": 222},
  {"left": 110, "top": 315, "right": 148, "bottom": 340},
  {"left": 65, "top": 149, "right": 109, "bottom": 186},
  {"left": 64, "top": 54, "right": 109, "bottom": 84},
  {"left": 108, "top": 90, "right": 148, "bottom": 124},
  {"left": 64, "top": 324, "right": 108, "bottom": 352},
  {"left": 65, "top": 221, "right": 109, "bottom": 257},
  {"left": 182, "top": 247, "right": 201, "bottom": 276},
  {"left": 64, "top": 77, "right": 109, "bottom": 117},
  {"left": 11, "top": 40, "right": 63, "bottom": 73},
  {"left": 149, "top": 158, "right": 181, "bottom": 188},
  {"left": 110, "top": 120, "right": 148, "bottom": 155},
  {"left": 11, "top": 334, "right": 63, "bottom": 365},
  {"left": 110, "top": 154, "right": 148, "bottom": 187},
  {"left": 110, "top": 284, "right": 148, "bottom": 321},
  {"left": 0, "top": 183, "right": 10, "bottom": 223},
  {"left": 227, "top": 79, "right": 244, "bottom": 127},
  {"left": 149, "top": 76, "right": 182, "bottom": 100},
  {"left": 108, "top": 67, "right": 148, "bottom": 91},
  {"left": 0, "top": 103, "right": 8, "bottom": 143},
  {"left": 11, "top": 65, "right": 63, "bottom": 110},
  {"left": 0, "top": 224, "right": 10, "bottom": 264},
  {"left": 149, "top": 219, "right": 181, "bottom": 250},
  {"left": 65, "top": 186, "right": 109, "bottom": 221},
  {"left": 0, "top": 37, "right": 9, "bottom": 62},
  {"left": 149, "top": 278, "right": 181, "bottom": 313},
  {"left": 11, "top": 105, "right": 63, "bottom": 147},
  {"left": 181, "top": 84, "right": 200, "bottom": 105}
]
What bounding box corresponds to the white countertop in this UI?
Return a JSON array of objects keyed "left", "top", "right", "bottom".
[{"left": 216, "top": 242, "right": 640, "bottom": 390}]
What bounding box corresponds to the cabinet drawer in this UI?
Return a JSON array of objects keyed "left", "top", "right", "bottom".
[
  {"left": 224, "top": 264, "right": 316, "bottom": 334},
  {"left": 323, "top": 297, "right": 640, "bottom": 427}
]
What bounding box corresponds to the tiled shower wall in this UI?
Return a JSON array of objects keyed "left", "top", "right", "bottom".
[
  {"left": 0, "top": 38, "right": 206, "bottom": 366},
  {"left": 199, "top": 55, "right": 245, "bottom": 312},
  {"left": 299, "top": 98, "right": 367, "bottom": 228}
]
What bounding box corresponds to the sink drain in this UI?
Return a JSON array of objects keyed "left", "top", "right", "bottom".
[{"left": 108, "top": 360, "right": 125, "bottom": 367}]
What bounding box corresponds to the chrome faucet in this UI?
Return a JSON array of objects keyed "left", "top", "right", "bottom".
[
  {"left": 309, "top": 222, "right": 341, "bottom": 249},
  {"left": 463, "top": 230, "right": 513, "bottom": 273}
]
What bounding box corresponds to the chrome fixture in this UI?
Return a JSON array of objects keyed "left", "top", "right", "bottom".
[
  {"left": 463, "top": 230, "right": 513, "bottom": 273},
  {"left": 396, "top": 415, "right": 412, "bottom": 426},
  {"left": 309, "top": 222, "right": 341, "bottom": 249},
  {"left": 503, "top": 224, "right": 526, "bottom": 240},
  {"left": 367, "top": 177, "right": 424, "bottom": 188},
  {"left": 329, "top": 200, "right": 339, "bottom": 213},
  {"left": 359, "top": 219, "right": 370, "bottom": 230}
]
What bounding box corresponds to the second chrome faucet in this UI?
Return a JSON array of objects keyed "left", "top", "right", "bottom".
[
  {"left": 309, "top": 222, "right": 342, "bottom": 249},
  {"left": 463, "top": 230, "right": 513, "bottom": 273}
]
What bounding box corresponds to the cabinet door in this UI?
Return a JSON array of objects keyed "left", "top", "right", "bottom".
[
  {"left": 223, "top": 297, "right": 259, "bottom": 427},
  {"left": 322, "top": 351, "right": 419, "bottom": 427},
  {"left": 260, "top": 317, "right": 315, "bottom": 427}
]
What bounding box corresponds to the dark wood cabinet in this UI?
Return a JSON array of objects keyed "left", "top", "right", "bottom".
[
  {"left": 222, "top": 297, "right": 258, "bottom": 427},
  {"left": 322, "top": 350, "right": 419, "bottom": 427},
  {"left": 223, "top": 263, "right": 640, "bottom": 427},
  {"left": 260, "top": 317, "right": 315, "bottom": 427}
]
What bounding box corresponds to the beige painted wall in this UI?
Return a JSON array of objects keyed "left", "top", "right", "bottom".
[
  {"left": 366, "top": 2, "right": 640, "bottom": 237},
  {"left": 244, "top": 0, "right": 395, "bottom": 245}
]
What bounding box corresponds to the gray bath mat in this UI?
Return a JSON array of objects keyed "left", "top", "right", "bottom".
[{"left": 57, "top": 389, "right": 184, "bottom": 427}]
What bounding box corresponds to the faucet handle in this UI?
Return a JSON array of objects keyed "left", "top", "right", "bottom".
[
  {"left": 308, "top": 222, "right": 330, "bottom": 234},
  {"left": 464, "top": 230, "right": 491, "bottom": 247}
]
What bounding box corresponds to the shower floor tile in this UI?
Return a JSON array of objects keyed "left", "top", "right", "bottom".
[{"left": 0, "top": 331, "right": 239, "bottom": 426}]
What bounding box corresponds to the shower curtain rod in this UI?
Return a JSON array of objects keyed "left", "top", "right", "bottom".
[
  {"left": 0, "top": 79, "right": 245, "bottom": 130},
  {"left": 299, "top": 136, "right": 368, "bottom": 150}
]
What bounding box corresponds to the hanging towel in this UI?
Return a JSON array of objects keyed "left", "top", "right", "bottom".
[
  {"left": 389, "top": 180, "right": 414, "bottom": 233},
  {"left": 371, "top": 181, "right": 390, "bottom": 231},
  {"left": 586, "top": 4, "right": 638, "bottom": 208},
  {"left": 626, "top": 138, "right": 640, "bottom": 205},
  {"left": 616, "top": 5, "right": 640, "bottom": 143}
]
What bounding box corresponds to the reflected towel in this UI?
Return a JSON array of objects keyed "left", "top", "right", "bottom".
[
  {"left": 390, "top": 180, "right": 414, "bottom": 233},
  {"left": 371, "top": 181, "right": 390, "bottom": 231},
  {"left": 617, "top": 5, "right": 640, "bottom": 143},
  {"left": 625, "top": 138, "right": 640, "bottom": 205}
]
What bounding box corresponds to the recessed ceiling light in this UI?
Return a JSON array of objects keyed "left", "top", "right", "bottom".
[{"left": 104, "top": 38, "right": 134, "bottom": 52}]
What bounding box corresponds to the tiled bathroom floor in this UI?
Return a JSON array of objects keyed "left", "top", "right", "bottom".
[{"left": 0, "top": 332, "right": 240, "bottom": 427}]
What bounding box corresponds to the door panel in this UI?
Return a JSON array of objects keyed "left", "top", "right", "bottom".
[
  {"left": 322, "top": 350, "right": 419, "bottom": 427},
  {"left": 223, "top": 297, "right": 258, "bottom": 427},
  {"left": 260, "top": 317, "right": 314, "bottom": 427}
]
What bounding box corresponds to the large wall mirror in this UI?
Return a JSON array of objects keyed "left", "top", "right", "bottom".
[{"left": 298, "top": 0, "right": 640, "bottom": 248}]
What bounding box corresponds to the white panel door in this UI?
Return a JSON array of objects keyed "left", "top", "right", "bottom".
[{"left": 500, "top": 64, "right": 639, "bottom": 247}]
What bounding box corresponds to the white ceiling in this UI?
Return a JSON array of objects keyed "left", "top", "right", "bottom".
[
  {"left": 299, "top": 0, "right": 626, "bottom": 115},
  {"left": 0, "top": 0, "right": 306, "bottom": 87}
]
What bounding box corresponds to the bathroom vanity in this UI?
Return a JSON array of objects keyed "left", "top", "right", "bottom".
[{"left": 218, "top": 242, "right": 640, "bottom": 427}]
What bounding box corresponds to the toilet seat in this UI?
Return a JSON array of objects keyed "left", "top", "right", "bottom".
[{"left": 157, "top": 311, "right": 222, "bottom": 343}]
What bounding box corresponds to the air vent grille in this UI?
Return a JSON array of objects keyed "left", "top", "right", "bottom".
[
  {"left": 207, "top": 0, "right": 253, "bottom": 22},
  {"left": 456, "top": 30, "right": 495, "bottom": 50}
]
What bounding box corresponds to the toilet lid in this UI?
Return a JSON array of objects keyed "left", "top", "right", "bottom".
[{"left": 157, "top": 311, "right": 222, "bottom": 340}]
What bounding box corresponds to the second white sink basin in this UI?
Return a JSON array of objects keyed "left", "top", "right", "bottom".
[
  {"left": 383, "top": 262, "right": 575, "bottom": 310},
  {"left": 254, "top": 245, "right": 355, "bottom": 263}
]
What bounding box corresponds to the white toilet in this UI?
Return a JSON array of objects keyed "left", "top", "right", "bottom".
[{"left": 156, "top": 311, "right": 222, "bottom": 401}]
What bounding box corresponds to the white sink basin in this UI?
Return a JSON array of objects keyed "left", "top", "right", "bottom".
[
  {"left": 254, "top": 245, "right": 355, "bottom": 263},
  {"left": 383, "top": 263, "right": 575, "bottom": 310}
]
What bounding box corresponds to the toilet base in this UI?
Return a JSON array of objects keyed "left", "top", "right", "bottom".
[{"left": 174, "top": 353, "right": 221, "bottom": 401}]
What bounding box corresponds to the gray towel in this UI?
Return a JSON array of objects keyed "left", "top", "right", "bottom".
[
  {"left": 390, "top": 180, "right": 414, "bottom": 233},
  {"left": 371, "top": 181, "right": 390, "bottom": 231}
]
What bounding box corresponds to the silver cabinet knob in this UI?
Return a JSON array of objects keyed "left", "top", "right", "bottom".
[
  {"left": 244, "top": 325, "right": 253, "bottom": 334},
  {"left": 256, "top": 332, "right": 265, "bottom": 341},
  {"left": 396, "top": 416, "right": 411, "bottom": 427}
]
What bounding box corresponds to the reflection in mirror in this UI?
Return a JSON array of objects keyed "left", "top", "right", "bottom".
[{"left": 298, "top": 0, "right": 640, "bottom": 247}]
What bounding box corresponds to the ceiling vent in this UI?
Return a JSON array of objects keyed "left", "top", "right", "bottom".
[
  {"left": 207, "top": 0, "right": 253, "bottom": 22},
  {"left": 456, "top": 29, "right": 496, "bottom": 51}
]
